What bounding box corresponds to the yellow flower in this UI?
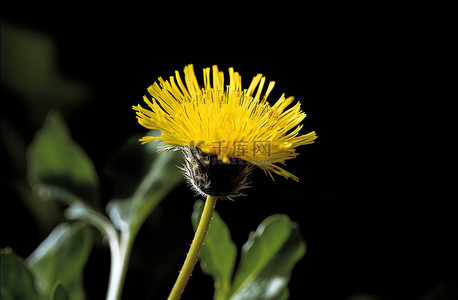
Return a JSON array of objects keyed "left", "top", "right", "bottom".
[{"left": 133, "top": 64, "right": 317, "bottom": 182}]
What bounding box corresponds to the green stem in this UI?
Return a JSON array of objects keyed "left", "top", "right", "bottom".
[
  {"left": 167, "top": 195, "right": 218, "bottom": 300},
  {"left": 65, "top": 201, "right": 132, "bottom": 300},
  {"left": 106, "top": 231, "right": 134, "bottom": 300}
]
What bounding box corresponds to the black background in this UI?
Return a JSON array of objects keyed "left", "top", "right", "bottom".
[{"left": 2, "top": 3, "right": 456, "bottom": 300}]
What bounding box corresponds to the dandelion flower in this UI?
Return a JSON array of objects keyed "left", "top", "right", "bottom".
[{"left": 133, "top": 65, "right": 317, "bottom": 198}]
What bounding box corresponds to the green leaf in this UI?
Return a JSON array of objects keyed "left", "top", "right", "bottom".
[
  {"left": 0, "top": 248, "right": 39, "bottom": 300},
  {"left": 192, "top": 200, "right": 237, "bottom": 300},
  {"left": 51, "top": 284, "right": 69, "bottom": 300},
  {"left": 192, "top": 207, "right": 305, "bottom": 300},
  {"left": 27, "top": 111, "right": 99, "bottom": 204},
  {"left": 106, "top": 132, "right": 183, "bottom": 234},
  {"left": 26, "top": 221, "right": 93, "bottom": 300},
  {"left": 228, "top": 215, "right": 306, "bottom": 300}
]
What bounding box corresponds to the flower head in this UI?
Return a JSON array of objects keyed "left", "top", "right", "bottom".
[{"left": 133, "top": 65, "right": 317, "bottom": 197}]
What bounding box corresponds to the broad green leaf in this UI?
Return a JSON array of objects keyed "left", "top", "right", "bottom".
[
  {"left": 192, "top": 200, "right": 237, "bottom": 300},
  {"left": 0, "top": 248, "right": 39, "bottom": 300},
  {"left": 228, "top": 215, "right": 306, "bottom": 300},
  {"left": 106, "top": 132, "right": 183, "bottom": 234},
  {"left": 27, "top": 111, "right": 99, "bottom": 204},
  {"left": 26, "top": 221, "right": 93, "bottom": 300}
]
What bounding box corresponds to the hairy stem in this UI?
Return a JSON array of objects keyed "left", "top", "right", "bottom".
[{"left": 167, "top": 195, "right": 218, "bottom": 300}]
